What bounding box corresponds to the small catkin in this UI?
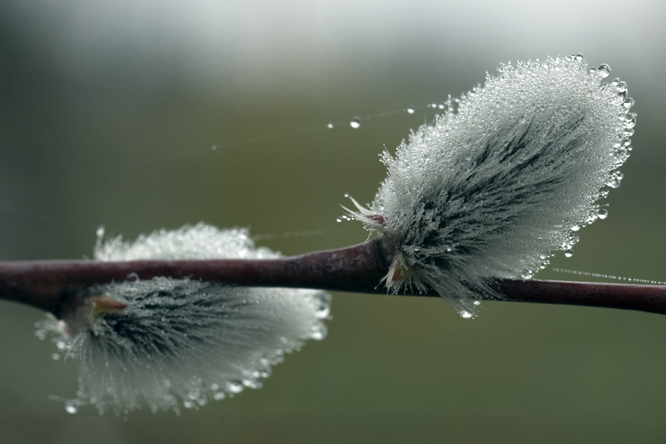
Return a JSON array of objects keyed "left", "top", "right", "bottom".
[
  {"left": 348, "top": 56, "right": 634, "bottom": 318},
  {"left": 37, "top": 223, "right": 331, "bottom": 415}
]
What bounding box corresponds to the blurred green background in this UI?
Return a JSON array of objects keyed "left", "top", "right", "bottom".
[{"left": 1, "top": 0, "right": 665, "bottom": 442}]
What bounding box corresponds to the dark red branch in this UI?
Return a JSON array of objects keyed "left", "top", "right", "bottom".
[
  {"left": 0, "top": 237, "right": 665, "bottom": 317},
  {"left": 0, "top": 239, "right": 389, "bottom": 317},
  {"left": 494, "top": 280, "right": 666, "bottom": 315}
]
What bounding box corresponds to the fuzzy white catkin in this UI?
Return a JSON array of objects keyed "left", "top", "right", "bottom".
[
  {"left": 350, "top": 56, "right": 634, "bottom": 318},
  {"left": 37, "top": 223, "right": 331, "bottom": 415}
]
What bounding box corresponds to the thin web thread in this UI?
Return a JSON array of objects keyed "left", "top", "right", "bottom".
[
  {"left": 0, "top": 103, "right": 438, "bottom": 229},
  {"left": 552, "top": 268, "right": 666, "bottom": 286}
]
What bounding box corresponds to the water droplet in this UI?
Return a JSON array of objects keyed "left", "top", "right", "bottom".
[
  {"left": 460, "top": 311, "right": 473, "bottom": 319},
  {"left": 438, "top": 103, "right": 446, "bottom": 110},
  {"left": 310, "top": 323, "right": 327, "bottom": 340},
  {"left": 571, "top": 225, "right": 580, "bottom": 232},
  {"left": 242, "top": 379, "right": 260, "bottom": 389},
  {"left": 228, "top": 382, "right": 244, "bottom": 394},
  {"left": 183, "top": 401, "right": 194, "bottom": 409},
  {"left": 407, "top": 107, "right": 415, "bottom": 114},
  {"left": 52, "top": 353, "right": 60, "bottom": 360},
  {"left": 350, "top": 118, "right": 361, "bottom": 129},
  {"left": 625, "top": 113, "right": 636, "bottom": 129},
  {"left": 211, "top": 145, "right": 217, "bottom": 151},
  {"left": 315, "top": 303, "right": 330, "bottom": 319},
  {"left": 336, "top": 218, "right": 342, "bottom": 223},
  {"left": 96, "top": 226, "right": 105, "bottom": 238},
  {"left": 623, "top": 97, "right": 634, "bottom": 109},
  {"left": 564, "top": 250, "right": 574, "bottom": 258},
  {"left": 596, "top": 64, "right": 611, "bottom": 79},
  {"left": 126, "top": 272, "right": 140, "bottom": 282},
  {"left": 327, "top": 122, "right": 334, "bottom": 129},
  {"left": 65, "top": 401, "right": 78, "bottom": 414},
  {"left": 473, "top": 301, "right": 481, "bottom": 306},
  {"left": 598, "top": 209, "right": 608, "bottom": 219},
  {"left": 586, "top": 213, "right": 599, "bottom": 224},
  {"left": 607, "top": 171, "right": 623, "bottom": 188},
  {"left": 213, "top": 392, "right": 226, "bottom": 400}
]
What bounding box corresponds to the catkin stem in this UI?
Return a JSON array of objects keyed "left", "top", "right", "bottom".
[{"left": 1, "top": 237, "right": 665, "bottom": 317}]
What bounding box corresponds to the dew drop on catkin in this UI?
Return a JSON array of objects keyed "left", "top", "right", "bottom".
[{"left": 347, "top": 55, "right": 634, "bottom": 317}]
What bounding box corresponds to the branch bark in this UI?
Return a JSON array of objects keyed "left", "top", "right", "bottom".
[{"left": 1, "top": 237, "right": 665, "bottom": 317}]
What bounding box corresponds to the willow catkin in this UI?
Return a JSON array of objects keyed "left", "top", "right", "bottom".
[
  {"left": 348, "top": 56, "right": 634, "bottom": 318},
  {"left": 37, "top": 223, "right": 331, "bottom": 415}
]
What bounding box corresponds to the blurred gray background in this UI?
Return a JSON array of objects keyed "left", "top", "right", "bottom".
[{"left": 1, "top": 0, "right": 665, "bottom": 443}]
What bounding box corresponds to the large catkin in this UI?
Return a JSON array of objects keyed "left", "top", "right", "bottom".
[{"left": 348, "top": 56, "right": 634, "bottom": 317}]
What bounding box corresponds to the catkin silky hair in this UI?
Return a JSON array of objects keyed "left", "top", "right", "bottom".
[
  {"left": 347, "top": 56, "right": 634, "bottom": 317},
  {"left": 37, "top": 224, "right": 331, "bottom": 415}
]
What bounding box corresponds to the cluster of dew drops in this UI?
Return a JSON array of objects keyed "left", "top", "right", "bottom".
[
  {"left": 326, "top": 101, "right": 452, "bottom": 131},
  {"left": 35, "top": 318, "right": 70, "bottom": 362},
  {"left": 568, "top": 61, "right": 635, "bottom": 258},
  {"left": 520, "top": 58, "right": 636, "bottom": 279}
]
